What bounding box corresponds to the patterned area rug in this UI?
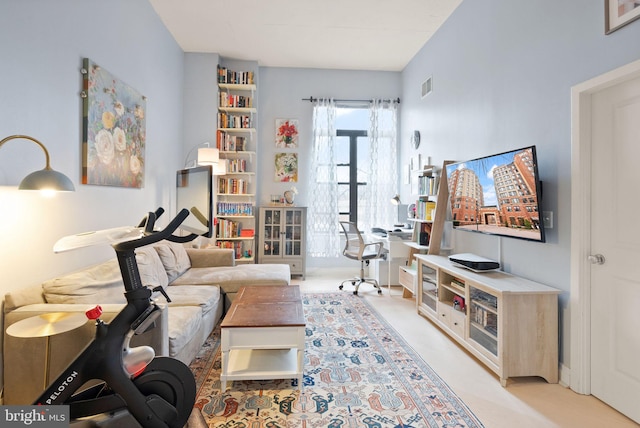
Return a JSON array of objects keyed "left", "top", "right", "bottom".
[{"left": 189, "top": 292, "right": 484, "bottom": 427}]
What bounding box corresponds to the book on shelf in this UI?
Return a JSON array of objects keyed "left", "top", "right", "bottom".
[
  {"left": 217, "top": 218, "right": 242, "bottom": 239},
  {"left": 451, "top": 278, "right": 465, "bottom": 288},
  {"left": 219, "top": 92, "right": 253, "bottom": 108},
  {"left": 415, "top": 198, "right": 436, "bottom": 221},
  {"left": 216, "top": 131, "right": 246, "bottom": 152},
  {"left": 218, "top": 178, "right": 248, "bottom": 194},
  {"left": 214, "top": 240, "right": 248, "bottom": 260},
  {"left": 217, "top": 66, "right": 255, "bottom": 85},
  {"left": 216, "top": 202, "right": 253, "bottom": 216},
  {"left": 226, "top": 158, "right": 248, "bottom": 173},
  {"left": 418, "top": 174, "right": 439, "bottom": 195},
  {"left": 217, "top": 112, "right": 252, "bottom": 129}
]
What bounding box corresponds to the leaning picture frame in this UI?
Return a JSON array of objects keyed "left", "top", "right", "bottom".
[{"left": 606, "top": 0, "right": 640, "bottom": 34}]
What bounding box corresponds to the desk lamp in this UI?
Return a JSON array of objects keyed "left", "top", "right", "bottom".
[{"left": 0, "top": 134, "right": 75, "bottom": 193}]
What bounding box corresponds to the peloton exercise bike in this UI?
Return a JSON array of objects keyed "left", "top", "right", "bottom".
[{"left": 34, "top": 208, "right": 199, "bottom": 427}]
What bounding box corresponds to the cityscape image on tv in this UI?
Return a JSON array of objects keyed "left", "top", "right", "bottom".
[{"left": 445, "top": 147, "right": 544, "bottom": 242}]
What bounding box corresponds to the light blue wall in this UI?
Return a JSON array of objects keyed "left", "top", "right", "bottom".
[
  {"left": 400, "top": 0, "right": 640, "bottom": 367},
  {"left": 258, "top": 67, "right": 401, "bottom": 209},
  {"left": 0, "top": 0, "right": 184, "bottom": 295},
  {"left": 183, "top": 53, "right": 220, "bottom": 163}
]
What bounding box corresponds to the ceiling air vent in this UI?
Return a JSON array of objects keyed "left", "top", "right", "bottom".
[{"left": 421, "top": 76, "right": 433, "bottom": 98}]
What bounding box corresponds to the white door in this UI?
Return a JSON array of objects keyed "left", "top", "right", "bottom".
[{"left": 589, "top": 74, "right": 640, "bottom": 423}]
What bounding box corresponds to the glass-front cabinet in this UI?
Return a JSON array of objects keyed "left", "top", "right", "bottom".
[
  {"left": 258, "top": 207, "right": 306, "bottom": 278},
  {"left": 468, "top": 286, "right": 498, "bottom": 357},
  {"left": 418, "top": 263, "right": 438, "bottom": 313}
]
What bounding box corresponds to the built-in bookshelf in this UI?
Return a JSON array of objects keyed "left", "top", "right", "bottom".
[{"left": 215, "top": 65, "right": 257, "bottom": 264}]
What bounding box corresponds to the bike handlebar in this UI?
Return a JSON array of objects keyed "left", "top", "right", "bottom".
[{"left": 113, "top": 208, "right": 194, "bottom": 252}]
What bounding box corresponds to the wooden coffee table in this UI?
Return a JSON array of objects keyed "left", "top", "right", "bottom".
[{"left": 220, "top": 285, "right": 305, "bottom": 390}]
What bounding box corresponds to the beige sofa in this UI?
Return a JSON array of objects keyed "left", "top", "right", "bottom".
[{"left": 2, "top": 241, "right": 290, "bottom": 404}]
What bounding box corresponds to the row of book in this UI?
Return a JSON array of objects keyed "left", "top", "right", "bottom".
[
  {"left": 218, "top": 178, "right": 249, "bottom": 194},
  {"left": 216, "top": 131, "right": 247, "bottom": 151},
  {"left": 226, "top": 158, "right": 248, "bottom": 173},
  {"left": 471, "top": 306, "right": 498, "bottom": 337},
  {"left": 418, "top": 174, "right": 439, "bottom": 195},
  {"left": 213, "top": 240, "right": 249, "bottom": 260},
  {"left": 217, "top": 218, "right": 243, "bottom": 239},
  {"left": 415, "top": 198, "right": 436, "bottom": 221},
  {"left": 217, "top": 66, "right": 255, "bottom": 85},
  {"left": 219, "top": 93, "right": 253, "bottom": 108},
  {"left": 470, "top": 289, "right": 498, "bottom": 310},
  {"left": 217, "top": 112, "right": 252, "bottom": 129},
  {"left": 216, "top": 202, "right": 253, "bottom": 216}
]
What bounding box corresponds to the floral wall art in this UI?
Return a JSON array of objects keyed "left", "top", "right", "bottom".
[
  {"left": 274, "top": 152, "right": 298, "bottom": 182},
  {"left": 82, "top": 58, "right": 146, "bottom": 188},
  {"left": 275, "top": 118, "right": 299, "bottom": 148}
]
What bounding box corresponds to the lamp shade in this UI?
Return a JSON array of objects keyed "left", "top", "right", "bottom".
[
  {"left": 19, "top": 169, "right": 75, "bottom": 192},
  {"left": 212, "top": 159, "right": 227, "bottom": 175},
  {"left": 390, "top": 194, "right": 401, "bottom": 205},
  {"left": 0, "top": 134, "right": 75, "bottom": 192},
  {"left": 197, "top": 147, "right": 219, "bottom": 165}
]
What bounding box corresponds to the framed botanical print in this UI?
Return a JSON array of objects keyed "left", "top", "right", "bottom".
[
  {"left": 274, "top": 152, "right": 298, "bottom": 182},
  {"left": 275, "top": 119, "right": 299, "bottom": 148},
  {"left": 82, "top": 58, "right": 146, "bottom": 188},
  {"left": 606, "top": 0, "right": 640, "bottom": 34}
]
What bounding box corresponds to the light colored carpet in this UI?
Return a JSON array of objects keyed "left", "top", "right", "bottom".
[{"left": 189, "top": 292, "right": 484, "bottom": 427}]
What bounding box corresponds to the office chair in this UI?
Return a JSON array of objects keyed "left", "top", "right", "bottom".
[{"left": 338, "top": 221, "right": 387, "bottom": 295}]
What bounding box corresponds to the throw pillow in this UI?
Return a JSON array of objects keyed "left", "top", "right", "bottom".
[
  {"left": 153, "top": 241, "right": 191, "bottom": 282},
  {"left": 136, "top": 245, "right": 169, "bottom": 289}
]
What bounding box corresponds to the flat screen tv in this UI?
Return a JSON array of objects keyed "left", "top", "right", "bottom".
[
  {"left": 176, "top": 165, "right": 213, "bottom": 238},
  {"left": 445, "top": 146, "right": 545, "bottom": 243}
]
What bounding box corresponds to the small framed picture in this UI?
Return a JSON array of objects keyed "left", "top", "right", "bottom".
[
  {"left": 275, "top": 119, "right": 299, "bottom": 148},
  {"left": 606, "top": 0, "right": 640, "bottom": 34},
  {"left": 274, "top": 152, "right": 298, "bottom": 182}
]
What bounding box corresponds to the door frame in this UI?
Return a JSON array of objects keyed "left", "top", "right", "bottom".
[{"left": 570, "top": 58, "right": 640, "bottom": 395}]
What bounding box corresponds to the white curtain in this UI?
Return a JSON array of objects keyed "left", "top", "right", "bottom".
[
  {"left": 308, "top": 98, "right": 340, "bottom": 257},
  {"left": 362, "top": 99, "right": 398, "bottom": 233}
]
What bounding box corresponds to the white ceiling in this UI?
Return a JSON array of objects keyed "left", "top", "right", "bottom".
[{"left": 148, "top": 0, "right": 462, "bottom": 72}]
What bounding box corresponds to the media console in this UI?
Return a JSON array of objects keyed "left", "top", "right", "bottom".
[{"left": 415, "top": 254, "right": 560, "bottom": 386}]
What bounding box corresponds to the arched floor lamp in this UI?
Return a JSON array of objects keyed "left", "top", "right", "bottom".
[{"left": 0, "top": 134, "right": 75, "bottom": 192}]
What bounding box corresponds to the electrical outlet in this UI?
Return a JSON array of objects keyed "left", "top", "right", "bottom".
[{"left": 543, "top": 211, "right": 553, "bottom": 229}]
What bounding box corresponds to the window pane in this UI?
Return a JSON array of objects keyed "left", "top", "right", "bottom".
[
  {"left": 336, "top": 108, "right": 369, "bottom": 130},
  {"left": 337, "top": 165, "right": 350, "bottom": 182},
  {"left": 337, "top": 184, "right": 350, "bottom": 213},
  {"left": 336, "top": 136, "right": 350, "bottom": 164}
]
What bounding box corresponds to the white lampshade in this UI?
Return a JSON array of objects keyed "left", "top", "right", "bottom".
[
  {"left": 390, "top": 194, "right": 401, "bottom": 205},
  {"left": 197, "top": 147, "right": 219, "bottom": 165},
  {"left": 212, "top": 159, "right": 227, "bottom": 175}
]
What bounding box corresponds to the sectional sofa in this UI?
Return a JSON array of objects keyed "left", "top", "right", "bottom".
[{"left": 2, "top": 241, "right": 290, "bottom": 404}]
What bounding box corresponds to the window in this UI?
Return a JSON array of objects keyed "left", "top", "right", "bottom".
[
  {"left": 308, "top": 99, "right": 398, "bottom": 257},
  {"left": 335, "top": 107, "right": 370, "bottom": 226}
]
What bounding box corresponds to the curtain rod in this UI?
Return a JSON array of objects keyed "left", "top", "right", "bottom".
[{"left": 302, "top": 96, "right": 400, "bottom": 104}]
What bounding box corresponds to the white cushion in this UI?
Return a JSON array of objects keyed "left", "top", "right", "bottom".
[
  {"left": 163, "top": 285, "right": 220, "bottom": 316},
  {"left": 167, "top": 306, "right": 202, "bottom": 357}
]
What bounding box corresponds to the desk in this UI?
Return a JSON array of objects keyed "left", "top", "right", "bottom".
[{"left": 368, "top": 231, "right": 414, "bottom": 291}]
